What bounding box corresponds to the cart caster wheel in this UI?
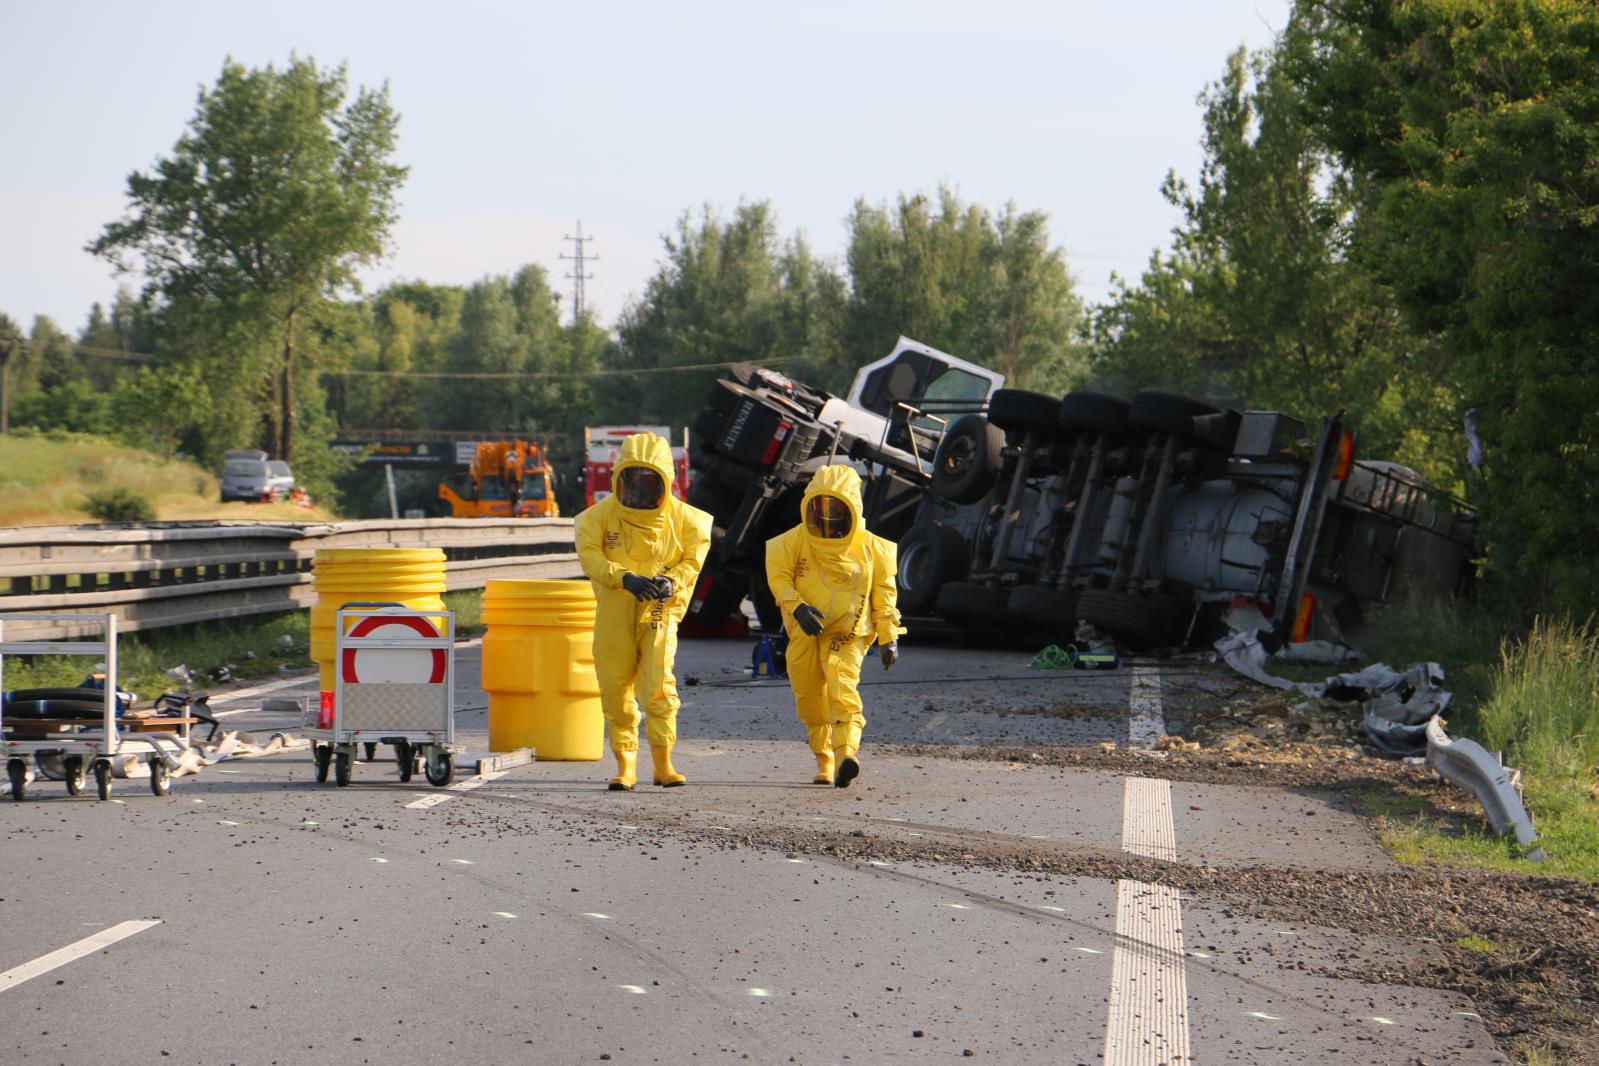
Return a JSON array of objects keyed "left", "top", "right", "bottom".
[
  {"left": 363, "top": 742, "right": 378, "bottom": 763},
  {"left": 313, "top": 744, "right": 332, "bottom": 784},
  {"left": 64, "top": 756, "right": 86, "bottom": 796},
  {"left": 93, "top": 760, "right": 113, "bottom": 801},
  {"left": 396, "top": 742, "right": 414, "bottom": 783},
  {"left": 149, "top": 758, "right": 172, "bottom": 796},
  {"left": 425, "top": 750, "right": 454, "bottom": 788},
  {"left": 7, "top": 758, "right": 27, "bottom": 802},
  {"left": 334, "top": 750, "right": 353, "bottom": 787}
]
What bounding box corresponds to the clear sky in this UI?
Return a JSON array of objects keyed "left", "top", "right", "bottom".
[{"left": 3, "top": 0, "right": 1289, "bottom": 336}]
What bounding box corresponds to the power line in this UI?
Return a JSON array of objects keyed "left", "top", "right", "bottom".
[
  {"left": 0, "top": 336, "right": 155, "bottom": 363},
  {"left": 558, "top": 220, "right": 597, "bottom": 325},
  {"left": 331, "top": 357, "right": 799, "bottom": 381}
]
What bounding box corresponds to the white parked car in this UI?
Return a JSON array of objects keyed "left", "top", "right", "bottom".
[{"left": 219, "top": 449, "right": 295, "bottom": 502}]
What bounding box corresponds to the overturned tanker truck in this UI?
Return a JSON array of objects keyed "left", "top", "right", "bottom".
[{"left": 683, "top": 338, "right": 1477, "bottom": 649}]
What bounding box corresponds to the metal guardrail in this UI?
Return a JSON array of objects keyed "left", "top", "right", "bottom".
[{"left": 0, "top": 518, "right": 581, "bottom": 641}]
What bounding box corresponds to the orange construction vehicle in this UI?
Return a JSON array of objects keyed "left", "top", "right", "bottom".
[{"left": 438, "top": 440, "right": 561, "bottom": 518}]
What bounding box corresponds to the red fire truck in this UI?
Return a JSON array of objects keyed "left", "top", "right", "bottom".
[{"left": 582, "top": 426, "right": 690, "bottom": 508}]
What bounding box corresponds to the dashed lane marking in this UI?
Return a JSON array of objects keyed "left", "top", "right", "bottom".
[
  {"left": 1127, "top": 666, "right": 1166, "bottom": 748},
  {"left": 403, "top": 771, "right": 508, "bottom": 809},
  {"left": 0, "top": 920, "right": 162, "bottom": 994},
  {"left": 1103, "top": 771, "right": 1192, "bottom": 1066}
]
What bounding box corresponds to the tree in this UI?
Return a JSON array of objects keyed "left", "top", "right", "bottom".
[
  {"left": 843, "top": 188, "right": 1085, "bottom": 393},
  {"left": 612, "top": 202, "right": 842, "bottom": 426},
  {"left": 89, "top": 55, "right": 407, "bottom": 463},
  {"left": 108, "top": 364, "right": 211, "bottom": 457},
  {"left": 1091, "top": 45, "right": 1453, "bottom": 482},
  {"left": 1286, "top": 0, "right": 1599, "bottom": 609}
]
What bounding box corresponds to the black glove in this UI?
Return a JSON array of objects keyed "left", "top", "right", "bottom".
[
  {"left": 793, "top": 604, "right": 825, "bottom": 637},
  {"left": 879, "top": 642, "right": 898, "bottom": 670},
  {"left": 649, "top": 576, "right": 674, "bottom": 601},
  {"left": 621, "top": 573, "right": 654, "bottom": 601}
]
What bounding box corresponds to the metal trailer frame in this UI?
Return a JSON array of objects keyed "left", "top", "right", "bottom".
[
  {"left": 303, "top": 602, "right": 460, "bottom": 788},
  {"left": 1, "top": 612, "right": 196, "bottom": 801}
]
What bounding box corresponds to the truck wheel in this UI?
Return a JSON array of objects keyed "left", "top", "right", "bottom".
[
  {"left": 708, "top": 455, "right": 758, "bottom": 495},
  {"left": 687, "top": 479, "right": 742, "bottom": 521},
  {"left": 1128, "top": 392, "right": 1223, "bottom": 439},
  {"left": 1059, "top": 392, "right": 1131, "bottom": 437},
  {"left": 1006, "top": 584, "right": 1079, "bottom": 629},
  {"left": 987, "top": 389, "right": 1065, "bottom": 437},
  {"left": 895, "top": 522, "right": 970, "bottom": 615},
  {"left": 932, "top": 415, "right": 1004, "bottom": 505},
  {"left": 935, "top": 582, "right": 1010, "bottom": 626},
  {"left": 1076, "top": 588, "right": 1191, "bottom": 649}
]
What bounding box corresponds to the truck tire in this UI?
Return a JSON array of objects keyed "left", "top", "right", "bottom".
[
  {"left": 1006, "top": 584, "right": 1079, "bottom": 628},
  {"left": 895, "top": 521, "right": 970, "bottom": 616},
  {"left": 688, "top": 478, "right": 742, "bottom": 521},
  {"left": 932, "top": 414, "right": 1004, "bottom": 505},
  {"left": 987, "top": 389, "right": 1064, "bottom": 437},
  {"left": 1059, "top": 392, "right": 1131, "bottom": 437},
  {"left": 1128, "top": 392, "right": 1223, "bottom": 439},
  {"left": 935, "top": 582, "right": 1010, "bottom": 626},
  {"left": 1076, "top": 588, "right": 1191, "bottom": 649}
]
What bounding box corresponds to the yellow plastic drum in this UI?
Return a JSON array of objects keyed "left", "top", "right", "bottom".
[
  {"left": 310, "top": 548, "right": 448, "bottom": 699},
  {"left": 482, "top": 579, "right": 603, "bottom": 760}
]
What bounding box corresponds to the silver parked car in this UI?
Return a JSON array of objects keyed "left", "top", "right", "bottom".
[{"left": 219, "top": 449, "right": 296, "bottom": 502}]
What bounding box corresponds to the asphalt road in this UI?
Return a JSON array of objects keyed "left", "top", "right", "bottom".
[{"left": 1, "top": 639, "right": 1507, "bottom": 1064}]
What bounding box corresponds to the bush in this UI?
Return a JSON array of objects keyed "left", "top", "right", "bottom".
[{"left": 84, "top": 487, "right": 155, "bottom": 523}]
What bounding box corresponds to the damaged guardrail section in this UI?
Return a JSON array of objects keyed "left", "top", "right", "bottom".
[
  {"left": 1424, "top": 716, "right": 1546, "bottom": 861},
  {"left": 0, "top": 518, "right": 580, "bottom": 640}
]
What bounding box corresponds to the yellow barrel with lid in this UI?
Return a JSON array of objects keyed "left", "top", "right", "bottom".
[{"left": 482, "top": 578, "right": 602, "bottom": 759}]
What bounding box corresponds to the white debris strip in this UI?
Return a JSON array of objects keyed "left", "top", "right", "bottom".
[{"left": 1127, "top": 667, "right": 1166, "bottom": 749}]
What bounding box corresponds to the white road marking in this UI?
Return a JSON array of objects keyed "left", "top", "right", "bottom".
[
  {"left": 746, "top": 988, "right": 771, "bottom": 997},
  {"left": 1121, "top": 778, "right": 1178, "bottom": 862},
  {"left": 1127, "top": 666, "right": 1167, "bottom": 748},
  {"left": 618, "top": 984, "right": 648, "bottom": 994},
  {"left": 493, "top": 912, "right": 518, "bottom": 919},
  {"left": 581, "top": 912, "right": 609, "bottom": 920},
  {"left": 403, "top": 771, "right": 508, "bottom": 809},
  {"left": 1247, "top": 1011, "right": 1281, "bottom": 1021},
  {"left": 206, "top": 672, "right": 317, "bottom": 706},
  {"left": 0, "top": 920, "right": 161, "bottom": 994},
  {"left": 1103, "top": 772, "right": 1192, "bottom": 1066}
]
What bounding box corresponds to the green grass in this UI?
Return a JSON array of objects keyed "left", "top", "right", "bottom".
[
  {"left": 1350, "top": 605, "right": 1599, "bottom": 883},
  {"left": 0, "top": 428, "right": 334, "bottom": 525},
  {"left": 2, "top": 591, "right": 486, "bottom": 703}
]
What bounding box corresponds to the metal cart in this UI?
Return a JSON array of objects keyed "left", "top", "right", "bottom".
[
  {"left": 304, "top": 603, "right": 459, "bottom": 788},
  {"left": 2, "top": 612, "right": 198, "bottom": 801}
]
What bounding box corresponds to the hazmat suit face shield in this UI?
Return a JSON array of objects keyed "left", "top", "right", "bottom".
[
  {"left": 805, "top": 494, "right": 853, "bottom": 540},
  {"left": 616, "top": 466, "right": 666, "bottom": 510}
]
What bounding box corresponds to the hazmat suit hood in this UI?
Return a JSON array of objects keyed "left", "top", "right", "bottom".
[
  {"left": 612, "top": 432, "right": 676, "bottom": 530},
  {"left": 800, "top": 464, "right": 867, "bottom": 583}
]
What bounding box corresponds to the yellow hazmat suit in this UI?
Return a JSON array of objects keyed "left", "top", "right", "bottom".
[
  {"left": 765, "top": 465, "right": 905, "bottom": 788},
  {"left": 575, "top": 432, "right": 711, "bottom": 789}
]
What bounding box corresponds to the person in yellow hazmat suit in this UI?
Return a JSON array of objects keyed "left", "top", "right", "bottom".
[
  {"left": 575, "top": 432, "right": 712, "bottom": 790},
  {"left": 765, "top": 464, "right": 905, "bottom": 788}
]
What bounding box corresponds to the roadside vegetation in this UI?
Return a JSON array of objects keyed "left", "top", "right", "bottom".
[
  {"left": 0, "top": 429, "right": 334, "bottom": 526},
  {"left": 1351, "top": 604, "right": 1599, "bottom": 884}
]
